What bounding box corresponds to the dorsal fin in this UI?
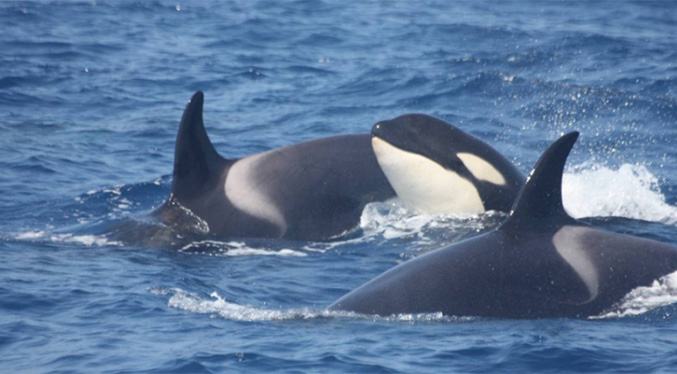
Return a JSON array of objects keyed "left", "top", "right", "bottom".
[
  {"left": 500, "top": 132, "right": 579, "bottom": 231},
  {"left": 171, "top": 91, "right": 228, "bottom": 201}
]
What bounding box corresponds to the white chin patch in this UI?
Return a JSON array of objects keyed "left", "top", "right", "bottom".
[
  {"left": 457, "top": 152, "right": 506, "bottom": 186},
  {"left": 372, "top": 137, "right": 485, "bottom": 215}
]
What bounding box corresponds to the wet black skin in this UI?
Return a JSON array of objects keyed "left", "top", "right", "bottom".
[
  {"left": 330, "top": 132, "right": 677, "bottom": 318},
  {"left": 156, "top": 91, "right": 395, "bottom": 241}
]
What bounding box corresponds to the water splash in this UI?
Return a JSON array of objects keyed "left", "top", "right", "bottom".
[
  {"left": 7, "top": 162, "right": 676, "bottom": 252},
  {"left": 158, "top": 272, "right": 677, "bottom": 322},
  {"left": 562, "top": 163, "right": 677, "bottom": 224},
  {"left": 14, "top": 230, "right": 122, "bottom": 247},
  {"left": 357, "top": 201, "right": 504, "bottom": 249},
  {"left": 179, "top": 241, "right": 308, "bottom": 257},
  {"left": 594, "top": 271, "right": 677, "bottom": 319},
  {"left": 156, "top": 288, "right": 472, "bottom": 323}
]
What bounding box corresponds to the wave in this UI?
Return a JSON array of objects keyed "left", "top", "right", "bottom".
[
  {"left": 179, "top": 241, "right": 308, "bottom": 257},
  {"left": 7, "top": 161, "right": 676, "bottom": 252},
  {"left": 158, "top": 273, "right": 677, "bottom": 322},
  {"left": 594, "top": 271, "right": 677, "bottom": 319},
  {"left": 13, "top": 230, "right": 122, "bottom": 247},
  {"left": 356, "top": 162, "right": 677, "bottom": 249},
  {"left": 563, "top": 163, "right": 677, "bottom": 224},
  {"left": 155, "top": 288, "right": 471, "bottom": 323},
  {"left": 357, "top": 201, "right": 504, "bottom": 254}
]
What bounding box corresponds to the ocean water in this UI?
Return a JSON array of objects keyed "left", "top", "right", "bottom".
[{"left": 2, "top": 1, "right": 677, "bottom": 373}]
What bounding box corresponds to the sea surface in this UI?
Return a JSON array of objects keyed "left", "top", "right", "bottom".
[{"left": 2, "top": 1, "right": 677, "bottom": 373}]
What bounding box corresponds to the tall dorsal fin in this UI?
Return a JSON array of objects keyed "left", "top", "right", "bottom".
[
  {"left": 171, "top": 91, "right": 228, "bottom": 201},
  {"left": 500, "top": 132, "right": 579, "bottom": 231}
]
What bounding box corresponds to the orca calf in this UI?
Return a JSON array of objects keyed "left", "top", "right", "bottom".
[
  {"left": 330, "top": 132, "right": 677, "bottom": 318},
  {"left": 157, "top": 91, "right": 396, "bottom": 241},
  {"left": 371, "top": 114, "right": 524, "bottom": 214}
]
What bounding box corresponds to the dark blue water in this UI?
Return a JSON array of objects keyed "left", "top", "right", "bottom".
[{"left": 2, "top": 1, "right": 677, "bottom": 373}]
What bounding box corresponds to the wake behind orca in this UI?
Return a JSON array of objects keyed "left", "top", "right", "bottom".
[{"left": 330, "top": 132, "right": 677, "bottom": 318}]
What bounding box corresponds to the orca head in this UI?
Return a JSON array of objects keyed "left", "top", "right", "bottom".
[{"left": 371, "top": 114, "right": 523, "bottom": 214}]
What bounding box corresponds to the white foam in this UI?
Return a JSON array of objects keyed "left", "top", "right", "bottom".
[
  {"left": 180, "top": 240, "right": 307, "bottom": 257},
  {"left": 360, "top": 202, "right": 433, "bottom": 241},
  {"left": 157, "top": 288, "right": 470, "bottom": 323},
  {"left": 166, "top": 289, "right": 323, "bottom": 321},
  {"left": 14, "top": 231, "right": 122, "bottom": 247},
  {"left": 55, "top": 234, "right": 122, "bottom": 247},
  {"left": 15, "top": 230, "right": 47, "bottom": 240},
  {"left": 357, "top": 163, "right": 677, "bottom": 239},
  {"left": 161, "top": 271, "right": 677, "bottom": 322},
  {"left": 357, "top": 201, "right": 502, "bottom": 248},
  {"left": 562, "top": 163, "right": 677, "bottom": 224},
  {"left": 594, "top": 271, "right": 677, "bottom": 319}
]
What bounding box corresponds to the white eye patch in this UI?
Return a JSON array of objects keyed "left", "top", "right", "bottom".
[{"left": 457, "top": 153, "right": 506, "bottom": 186}]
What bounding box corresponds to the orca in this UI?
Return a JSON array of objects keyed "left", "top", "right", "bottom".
[
  {"left": 156, "top": 91, "right": 396, "bottom": 241},
  {"left": 371, "top": 114, "right": 524, "bottom": 214},
  {"left": 330, "top": 132, "right": 677, "bottom": 318}
]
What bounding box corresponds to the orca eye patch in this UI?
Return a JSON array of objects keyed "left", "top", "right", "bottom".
[{"left": 457, "top": 153, "right": 507, "bottom": 186}]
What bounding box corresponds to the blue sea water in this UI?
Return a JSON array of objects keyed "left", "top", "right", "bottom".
[{"left": 2, "top": 0, "right": 677, "bottom": 372}]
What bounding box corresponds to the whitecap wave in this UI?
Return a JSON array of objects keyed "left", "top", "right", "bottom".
[
  {"left": 594, "top": 271, "right": 677, "bottom": 319},
  {"left": 563, "top": 163, "right": 677, "bottom": 224}
]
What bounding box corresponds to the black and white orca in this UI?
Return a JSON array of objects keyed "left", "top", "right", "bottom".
[
  {"left": 157, "top": 93, "right": 528, "bottom": 241},
  {"left": 371, "top": 114, "right": 524, "bottom": 214},
  {"left": 156, "top": 91, "right": 395, "bottom": 241},
  {"left": 330, "top": 132, "right": 677, "bottom": 318}
]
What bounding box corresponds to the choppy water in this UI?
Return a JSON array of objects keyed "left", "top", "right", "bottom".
[{"left": 2, "top": 1, "right": 677, "bottom": 373}]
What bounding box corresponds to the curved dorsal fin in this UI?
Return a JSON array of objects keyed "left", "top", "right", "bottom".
[
  {"left": 500, "top": 132, "right": 579, "bottom": 231},
  {"left": 171, "top": 91, "right": 228, "bottom": 201}
]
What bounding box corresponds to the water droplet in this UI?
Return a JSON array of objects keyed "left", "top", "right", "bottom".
[{"left": 176, "top": 4, "right": 181, "bottom": 11}]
